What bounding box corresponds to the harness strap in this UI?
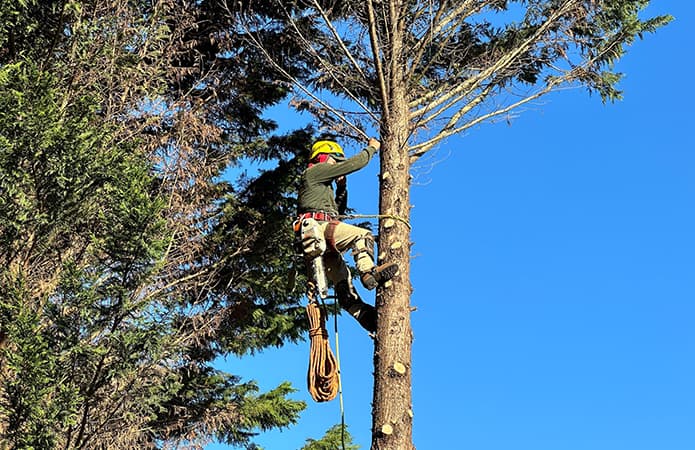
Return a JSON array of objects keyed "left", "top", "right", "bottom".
[
  {"left": 325, "top": 220, "right": 341, "bottom": 254},
  {"left": 299, "top": 211, "right": 335, "bottom": 222}
]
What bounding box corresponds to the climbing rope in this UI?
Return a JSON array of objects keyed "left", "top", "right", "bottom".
[
  {"left": 306, "top": 289, "right": 340, "bottom": 403},
  {"left": 332, "top": 297, "right": 347, "bottom": 450},
  {"left": 305, "top": 286, "right": 348, "bottom": 450},
  {"left": 339, "top": 213, "right": 412, "bottom": 230}
]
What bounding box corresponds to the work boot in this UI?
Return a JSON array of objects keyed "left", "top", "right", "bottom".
[{"left": 360, "top": 262, "right": 398, "bottom": 290}]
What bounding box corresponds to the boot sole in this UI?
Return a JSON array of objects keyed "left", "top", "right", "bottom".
[{"left": 361, "top": 263, "right": 398, "bottom": 290}]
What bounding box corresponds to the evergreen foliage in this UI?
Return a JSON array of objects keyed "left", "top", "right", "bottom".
[
  {"left": 0, "top": 1, "right": 351, "bottom": 448},
  {"left": 301, "top": 424, "right": 359, "bottom": 450}
]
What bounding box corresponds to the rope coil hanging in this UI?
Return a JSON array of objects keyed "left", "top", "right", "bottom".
[{"left": 306, "top": 290, "right": 340, "bottom": 402}]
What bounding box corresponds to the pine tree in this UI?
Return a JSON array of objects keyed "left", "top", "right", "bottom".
[{"left": 233, "top": 1, "right": 671, "bottom": 448}]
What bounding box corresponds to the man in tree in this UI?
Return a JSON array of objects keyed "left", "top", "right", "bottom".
[{"left": 297, "top": 137, "right": 398, "bottom": 333}]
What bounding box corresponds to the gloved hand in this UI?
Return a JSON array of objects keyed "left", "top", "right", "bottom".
[{"left": 368, "top": 137, "right": 381, "bottom": 151}]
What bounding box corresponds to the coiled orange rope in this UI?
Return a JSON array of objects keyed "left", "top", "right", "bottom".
[{"left": 306, "top": 298, "right": 340, "bottom": 402}]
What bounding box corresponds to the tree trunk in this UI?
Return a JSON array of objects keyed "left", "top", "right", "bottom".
[{"left": 371, "top": 82, "right": 414, "bottom": 449}]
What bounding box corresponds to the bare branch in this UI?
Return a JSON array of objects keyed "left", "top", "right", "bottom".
[
  {"left": 408, "top": 0, "right": 480, "bottom": 77},
  {"left": 366, "top": 0, "right": 390, "bottom": 120},
  {"left": 272, "top": 1, "right": 379, "bottom": 123},
  {"left": 409, "top": 76, "right": 565, "bottom": 162},
  {"left": 311, "top": 0, "right": 368, "bottom": 81},
  {"left": 409, "top": 26, "right": 624, "bottom": 162},
  {"left": 409, "top": 0, "right": 580, "bottom": 115},
  {"left": 233, "top": 10, "right": 369, "bottom": 139}
]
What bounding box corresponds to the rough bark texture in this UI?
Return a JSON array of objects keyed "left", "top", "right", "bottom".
[{"left": 371, "top": 84, "right": 415, "bottom": 450}]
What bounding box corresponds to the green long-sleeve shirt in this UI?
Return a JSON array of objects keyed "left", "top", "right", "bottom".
[{"left": 297, "top": 145, "right": 378, "bottom": 217}]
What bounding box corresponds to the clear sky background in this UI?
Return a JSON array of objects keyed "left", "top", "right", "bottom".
[{"left": 212, "top": 2, "right": 693, "bottom": 449}]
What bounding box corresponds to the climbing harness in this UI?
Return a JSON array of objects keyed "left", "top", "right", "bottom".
[{"left": 324, "top": 220, "right": 341, "bottom": 254}]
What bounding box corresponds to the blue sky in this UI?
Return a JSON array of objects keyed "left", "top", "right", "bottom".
[{"left": 212, "top": 2, "right": 693, "bottom": 449}]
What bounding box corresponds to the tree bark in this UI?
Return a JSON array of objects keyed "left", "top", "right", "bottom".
[{"left": 371, "top": 79, "right": 415, "bottom": 449}]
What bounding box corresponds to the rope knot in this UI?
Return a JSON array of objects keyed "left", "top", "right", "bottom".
[{"left": 309, "top": 327, "right": 328, "bottom": 339}]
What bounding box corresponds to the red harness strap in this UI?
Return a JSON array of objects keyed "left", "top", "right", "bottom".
[
  {"left": 324, "top": 220, "right": 341, "bottom": 254},
  {"left": 299, "top": 211, "right": 334, "bottom": 222}
]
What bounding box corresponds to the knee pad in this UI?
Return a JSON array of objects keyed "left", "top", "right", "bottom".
[{"left": 350, "top": 233, "right": 375, "bottom": 261}]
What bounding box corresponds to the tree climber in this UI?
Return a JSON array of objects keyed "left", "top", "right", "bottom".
[{"left": 296, "top": 137, "right": 398, "bottom": 333}]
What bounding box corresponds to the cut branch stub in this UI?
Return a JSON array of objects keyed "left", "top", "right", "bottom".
[
  {"left": 380, "top": 423, "right": 394, "bottom": 436},
  {"left": 392, "top": 361, "right": 407, "bottom": 375}
]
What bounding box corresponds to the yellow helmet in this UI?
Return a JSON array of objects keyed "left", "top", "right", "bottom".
[{"left": 310, "top": 140, "right": 345, "bottom": 160}]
